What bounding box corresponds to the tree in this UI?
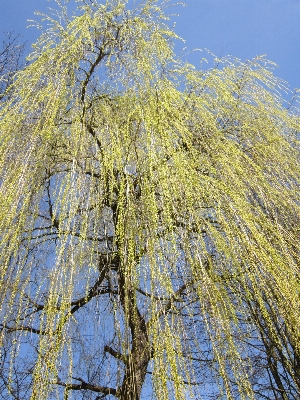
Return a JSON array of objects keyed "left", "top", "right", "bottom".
[
  {"left": 0, "top": 0, "right": 299, "bottom": 399},
  {"left": 0, "top": 32, "right": 25, "bottom": 99}
]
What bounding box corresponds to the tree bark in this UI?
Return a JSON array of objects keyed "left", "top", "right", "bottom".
[{"left": 117, "top": 269, "right": 151, "bottom": 400}]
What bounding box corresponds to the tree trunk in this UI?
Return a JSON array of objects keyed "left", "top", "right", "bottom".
[{"left": 118, "top": 271, "right": 151, "bottom": 400}]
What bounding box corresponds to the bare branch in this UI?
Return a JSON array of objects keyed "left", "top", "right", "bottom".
[
  {"left": 104, "top": 345, "right": 127, "bottom": 364},
  {"left": 56, "top": 376, "right": 117, "bottom": 396}
]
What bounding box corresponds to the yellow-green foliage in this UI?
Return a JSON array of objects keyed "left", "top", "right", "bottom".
[{"left": 0, "top": 1, "right": 299, "bottom": 399}]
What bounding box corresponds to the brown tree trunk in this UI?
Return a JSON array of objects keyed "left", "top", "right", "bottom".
[{"left": 118, "top": 271, "right": 151, "bottom": 400}]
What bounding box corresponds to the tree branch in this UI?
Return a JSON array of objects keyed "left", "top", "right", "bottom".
[
  {"left": 148, "top": 281, "right": 194, "bottom": 327},
  {"left": 104, "top": 345, "right": 127, "bottom": 364},
  {"left": 57, "top": 376, "right": 117, "bottom": 396},
  {"left": 2, "top": 266, "right": 114, "bottom": 336}
]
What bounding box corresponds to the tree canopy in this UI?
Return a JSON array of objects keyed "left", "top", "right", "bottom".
[{"left": 0, "top": 0, "right": 299, "bottom": 399}]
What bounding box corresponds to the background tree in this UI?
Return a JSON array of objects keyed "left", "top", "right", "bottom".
[
  {"left": 0, "top": 32, "right": 25, "bottom": 99},
  {"left": 0, "top": 0, "right": 299, "bottom": 399}
]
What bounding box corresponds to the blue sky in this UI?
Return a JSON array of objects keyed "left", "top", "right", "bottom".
[{"left": 0, "top": 0, "right": 300, "bottom": 92}]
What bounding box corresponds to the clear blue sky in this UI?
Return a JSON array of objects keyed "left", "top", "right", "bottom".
[{"left": 1, "top": 0, "right": 300, "bottom": 92}]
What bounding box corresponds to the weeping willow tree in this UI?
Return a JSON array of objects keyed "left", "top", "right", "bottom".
[{"left": 0, "top": 0, "right": 300, "bottom": 399}]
